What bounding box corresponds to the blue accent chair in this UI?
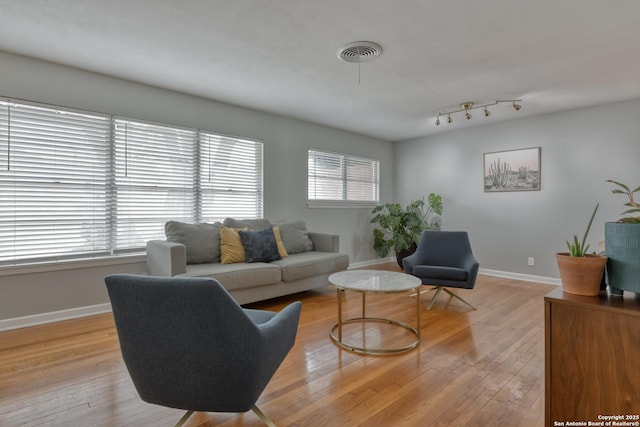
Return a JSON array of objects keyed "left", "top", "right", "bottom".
[
  {"left": 105, "top": 274, "right": 302, "bottom": 427},
  {"left": 402, "top": 231, "right": 479, "bottom": 310}
]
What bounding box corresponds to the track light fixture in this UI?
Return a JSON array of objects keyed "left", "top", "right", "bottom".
[{"left": 435, "top": 99, "right": 522, "bottom": 126}]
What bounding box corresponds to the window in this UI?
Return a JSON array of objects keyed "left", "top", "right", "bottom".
[
  {"left": 0, "top": 98, "right": 263, "bottom": 266},
  {"left": 200, "top": 132, "right": 263, "bottom": 221},
  {"left": 0, "top": 100, "right": 111, "bottom": 263},
  {"left": 308, "top": 149, "right": 379, "bottom": 206},
  {"left": 113, "top": 119, "right": 198, "bottom": 250}
]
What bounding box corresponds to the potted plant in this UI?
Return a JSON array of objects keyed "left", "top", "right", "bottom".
[
  {"left": 556, "top": 203, "right": 608, "bottom": 296},
  {"left": 604, "top": 180, "right": 640, "bottom": 296},
  {"left": 371, "top": 193, "right": 443, "bottom": 268}
]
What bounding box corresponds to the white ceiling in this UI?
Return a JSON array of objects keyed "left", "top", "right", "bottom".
[{"left": 1, "top": 0, "right": 640, "bottom": 141}]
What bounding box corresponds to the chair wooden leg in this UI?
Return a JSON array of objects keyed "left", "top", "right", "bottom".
[
  {"left": 174, "top": 406, "right": 275, "bottom": 427},
  {"left": 410, "top": 287, "right": 436, "bottom": 298},
  {"left": 442, "top": 288, "right": 477, "bottom": 310},
  {"left": 426, "top": 286, "right": 444, "bottom": 310},
  {"left": 175, "top": 410, "right": 195, "bottom": 427},
  {"left": 415, "top": 286, "right": 476, "bottom": 310},
  {"left": 252, "top": 404, "right": 277, "bottom": 427}
]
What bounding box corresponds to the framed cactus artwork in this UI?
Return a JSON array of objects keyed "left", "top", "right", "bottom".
[{"left": 483, "top": 147, "right": 541, "bottom": 192}]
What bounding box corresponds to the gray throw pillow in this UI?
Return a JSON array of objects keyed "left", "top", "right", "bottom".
[
  {"left": 275, "top": 220, "right": 314, "bottom": 254},
  {"left": 165, "top": 221, "right": 222, "bottom": 264},
  {"left": 238, "top": 228, "right": 282, "bottom": 263},
  {"left": 222, "top": 217, "right": 271, "bottom": 230}
]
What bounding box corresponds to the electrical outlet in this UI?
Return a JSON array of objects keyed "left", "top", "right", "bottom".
[{"left": 528, "top": 257, "right": 534, "bottom": 266}]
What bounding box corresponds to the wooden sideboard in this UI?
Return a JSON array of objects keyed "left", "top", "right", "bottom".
[{"left": 545, "top": 288, "right": 640, "bottom": 426}]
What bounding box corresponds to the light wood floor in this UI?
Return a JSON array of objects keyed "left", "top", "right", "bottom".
[{"left": 0, "top": 264, "right": 555, "bottom": 426}]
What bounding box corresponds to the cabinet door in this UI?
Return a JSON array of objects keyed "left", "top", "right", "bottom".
[{"left": 548, "top": 302, "right": 640, "bottom": 422}]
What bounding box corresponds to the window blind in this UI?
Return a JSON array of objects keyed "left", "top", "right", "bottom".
[
  {"left": 200, "top": 132, "right": 263, "bottom": 221},
  {"left": 0, "top": 100, "right": 111, "bottom": 263},
  {"left": 0, "top": 98, "right": 265, "bottom": 265},
  {"left": 113, "top": 119, "right": 197, "bottom": 250},
  {"left": 308, "top": 149, "right": 379, "bottom": 203}
]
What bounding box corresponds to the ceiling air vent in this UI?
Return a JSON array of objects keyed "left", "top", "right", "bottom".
[{"left": 337, "top": 41, "right": 383, "bottom": 63}]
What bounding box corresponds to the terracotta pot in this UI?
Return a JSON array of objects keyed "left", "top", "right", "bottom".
[{"left": 556, "top": 253, "right": 608, "bottom": 296}]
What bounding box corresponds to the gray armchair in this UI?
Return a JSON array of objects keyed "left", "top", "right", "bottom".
[
  {"left": 104, "top": 274, "right": 302, "bottom": 427},
  {"left": 402, "top": 231, "right": 479, "bottom": 310}
]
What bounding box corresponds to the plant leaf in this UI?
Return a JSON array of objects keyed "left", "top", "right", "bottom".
[
  {"left": 427, "top": 193, "right": 443, "bottom": 216},
  {"left": 578, "top": 203, "right": 598, "bottom": 254},
  {"left": 607, "top": 180, "right": 631, "bottom": 192}
]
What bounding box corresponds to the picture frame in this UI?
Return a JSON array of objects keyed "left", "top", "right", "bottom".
[{"left": 483, "top": 147, "right": 541, "bottom": 192}]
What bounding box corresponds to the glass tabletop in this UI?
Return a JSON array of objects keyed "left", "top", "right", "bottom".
[{"left": 328, "top": 270, "right": 421, "bottom": 293}]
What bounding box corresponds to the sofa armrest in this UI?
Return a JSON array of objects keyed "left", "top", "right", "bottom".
[
  {"left": 308, "top": 232, "right": 339, "bottom": 253},
  {"left": 146, "top": 240, "right": 187, "bottom": 276}
]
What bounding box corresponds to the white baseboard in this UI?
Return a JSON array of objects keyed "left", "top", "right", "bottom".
[
  {"left": 479, "top": 268, "right": 561, "bottom": 286},
  {"left": 348, "top": 257, "right": 396, "bottom": 269},
  {"left": 348, "top": 258, "right": 561, "bottom": 286},
  {"left": 0, "top": 303, "right": 112, "bottom": 332}
]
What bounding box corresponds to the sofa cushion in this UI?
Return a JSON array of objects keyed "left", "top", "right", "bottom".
[
  {"left": 165, "top": 221, "right": 222, "bottom": 264},
  {"left": 273, "top": 251, "right": 349, "bottom": 282},
  {"left": 239, "top": 228, "right": 282, "bottom": 263},
  {"left": 223, "top": 218, "right": 271, "bottom": 230},
  {"left": 178, "top": 262, "right": 282, "bottom": 291},
  {"left": 274, "top": 220, "right": 314, "bottom": 254},
  {"left": 220, "top": 226, "right": 248, "bottom": 264}
]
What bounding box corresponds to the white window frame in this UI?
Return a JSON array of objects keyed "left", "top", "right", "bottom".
[{"left": 307, "top": 148, "right": 379, "bottom": 208}]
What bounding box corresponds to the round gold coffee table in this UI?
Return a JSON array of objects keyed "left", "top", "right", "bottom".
[{"left": 328, "top": 270, "right": 422, "bottom": 355}]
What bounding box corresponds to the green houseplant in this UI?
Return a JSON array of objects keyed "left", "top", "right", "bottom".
[
  {"left": 565, "top": 203, "right": 599, "bottom": 257},
  {"left": 371, "top": 193, "right": 443, "bottom": 267},
  {"left": 604, "top": 180, "right": 640, "bottom": 296},
  {"left": 556, "top": 203, "right": 608, "bottom": 296}
]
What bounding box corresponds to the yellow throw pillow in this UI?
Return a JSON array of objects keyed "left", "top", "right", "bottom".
[
  {"left": 220, "top": 226, "right": 248, "bottom": 264},
  {"left": 272, "top": 226, "right": 288, "bottom": 258}
]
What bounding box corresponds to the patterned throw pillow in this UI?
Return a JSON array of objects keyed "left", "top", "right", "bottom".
[{"left": 238, "top": 228, "right": 282, "bottom": 263}]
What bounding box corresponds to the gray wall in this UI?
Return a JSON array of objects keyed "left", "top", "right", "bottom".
[
  {"left": 0, "top": 51, "right": 392, "bottom": 322},
  {"left": 395, "top": 99, "right": 640, "bottom": 279},
  {"left": 5, "top": 46, "right": 638, "bottom": 324}
]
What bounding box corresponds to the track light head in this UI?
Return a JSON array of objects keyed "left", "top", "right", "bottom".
[
  {"left": 513, "top": 101, "right": 522, "bottom": 111},
  {"left": 465, "top": 111, "right": 472, "bottom": 120},
  {"left": 484, "top": 107, "right": 491, "bottom": 117},
  {"left": 447, "top": 114, "right": 452, "bottom": 124},
  {"left": 436, "top": 115, "right": 441, "bottom": 126}
]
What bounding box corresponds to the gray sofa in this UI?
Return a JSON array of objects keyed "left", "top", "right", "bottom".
[{"left": 146, "top": 218, "right": 349, "bottom": 304}]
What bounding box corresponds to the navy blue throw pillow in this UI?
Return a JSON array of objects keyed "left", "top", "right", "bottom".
[{"left": 238, "top": 228, "right": 282, "bottom": 263}]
